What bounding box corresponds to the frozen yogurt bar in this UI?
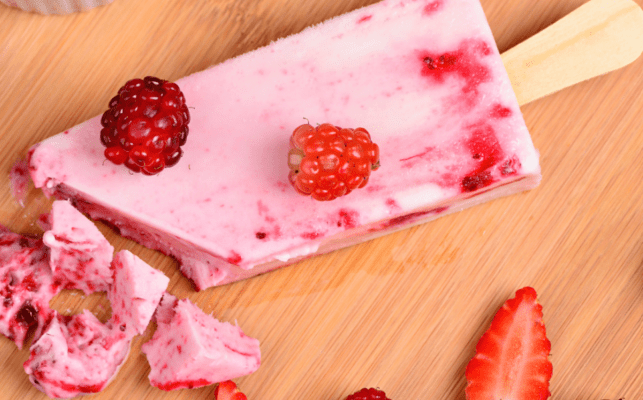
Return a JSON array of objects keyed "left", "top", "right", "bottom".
[{"left": 28, "top": 0, "right": 540, "bottom": 290}]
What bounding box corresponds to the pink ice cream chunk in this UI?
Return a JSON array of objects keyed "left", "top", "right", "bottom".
[
  {"left": 28, "top": 0, "right": 540, "bottom": 291},
  {"left": 0, "top": 203, "right": 169, "bottom": 397},
  {"left": 141, "top": 294, "right": 261, "bottom": 391},
  {"left": 0, "top": 226, "right": 56, "bottom": 349},
  {"left": 24, "top": 311, "right": 131, "bottom": 399},
  {"left": 43, "top": 200, "right": 114, "bottom": 294},
  {"left": 108, "top": 250, "right": 170, "bottom": 336}
]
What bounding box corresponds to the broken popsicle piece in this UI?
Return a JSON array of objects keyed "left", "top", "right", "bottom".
[
  {"left": 24, "top": 250, "right": 170, "bottom": 398},
  {"left": 43, "top": 200, "right": 114, "bottom": 294},
  {"left": 141, "top": 293, "right": 261, "bottom": 391}
]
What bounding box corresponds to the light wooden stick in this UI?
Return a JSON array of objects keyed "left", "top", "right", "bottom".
[{"left": 501, "top": 0, "right": 643, "bottom": 106}]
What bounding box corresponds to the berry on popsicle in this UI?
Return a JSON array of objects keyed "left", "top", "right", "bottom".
[
  {"left": 100, "top": 76, "right": 190, "bottom": 175},
  {"left": 465, "top": 287, "right": 553, "bottom": 400},
  {"left": 214, "top": 380, "right": 247, "bottom": 400},
  {"left": 288, "top": 123, "right": 380, "bottom": 201}
]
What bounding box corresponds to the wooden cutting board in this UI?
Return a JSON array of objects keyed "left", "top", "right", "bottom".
[{"left": 1, "top": 0, "right": 642, "bottom": 399}]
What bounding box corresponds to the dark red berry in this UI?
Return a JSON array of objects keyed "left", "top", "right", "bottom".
[
  {"left": 346, "top": 387, "right": 391, "bottom": 400},
  {"left": 101, "top": 76, "right": 190, "bottom": 174}
]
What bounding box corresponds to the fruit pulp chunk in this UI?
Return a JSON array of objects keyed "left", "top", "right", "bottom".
[{"left": 28, "top": 0, "right": 540, "bottom": 290}]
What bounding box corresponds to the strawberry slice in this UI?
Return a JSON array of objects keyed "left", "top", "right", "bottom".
[
  {"left": 465, "top": 287, "right": 553, "bottom": 400},
  {"left": 214, "top": 380, "right": 247, "bottom": 400}
]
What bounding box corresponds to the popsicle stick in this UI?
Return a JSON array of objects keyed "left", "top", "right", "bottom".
[{"left": 501, "top": 0, "right": 643, "bottom": 106}]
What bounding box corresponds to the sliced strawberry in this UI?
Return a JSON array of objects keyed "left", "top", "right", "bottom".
[
  {"left": 214, "top": 380, "right": 247, "bottom": 400},
  {"left": 465, "top": 287, "right": 552, "bottom": 400}
]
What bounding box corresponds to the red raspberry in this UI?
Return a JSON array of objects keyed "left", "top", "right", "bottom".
[
  {"left": 287, "top": 123, "right": 380, "bottom": 201},
  {"left": 100, "top": 76, "right": 190, "bottom": 175},
  {"left": 346, "top": 387, "right": 391, "bottom": 400}
]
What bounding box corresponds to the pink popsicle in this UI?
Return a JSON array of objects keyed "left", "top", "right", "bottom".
[{"left": 28, "top": 0, "right": 540, "bottom": 291}]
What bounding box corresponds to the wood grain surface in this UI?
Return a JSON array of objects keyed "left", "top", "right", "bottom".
[{"left": 0, "top": 0, "right": 642, "bottom": 399}]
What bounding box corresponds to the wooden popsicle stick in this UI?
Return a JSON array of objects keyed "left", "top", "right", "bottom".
[{"left": 501, "top": 0, "right": 643, "bottom": 106}]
